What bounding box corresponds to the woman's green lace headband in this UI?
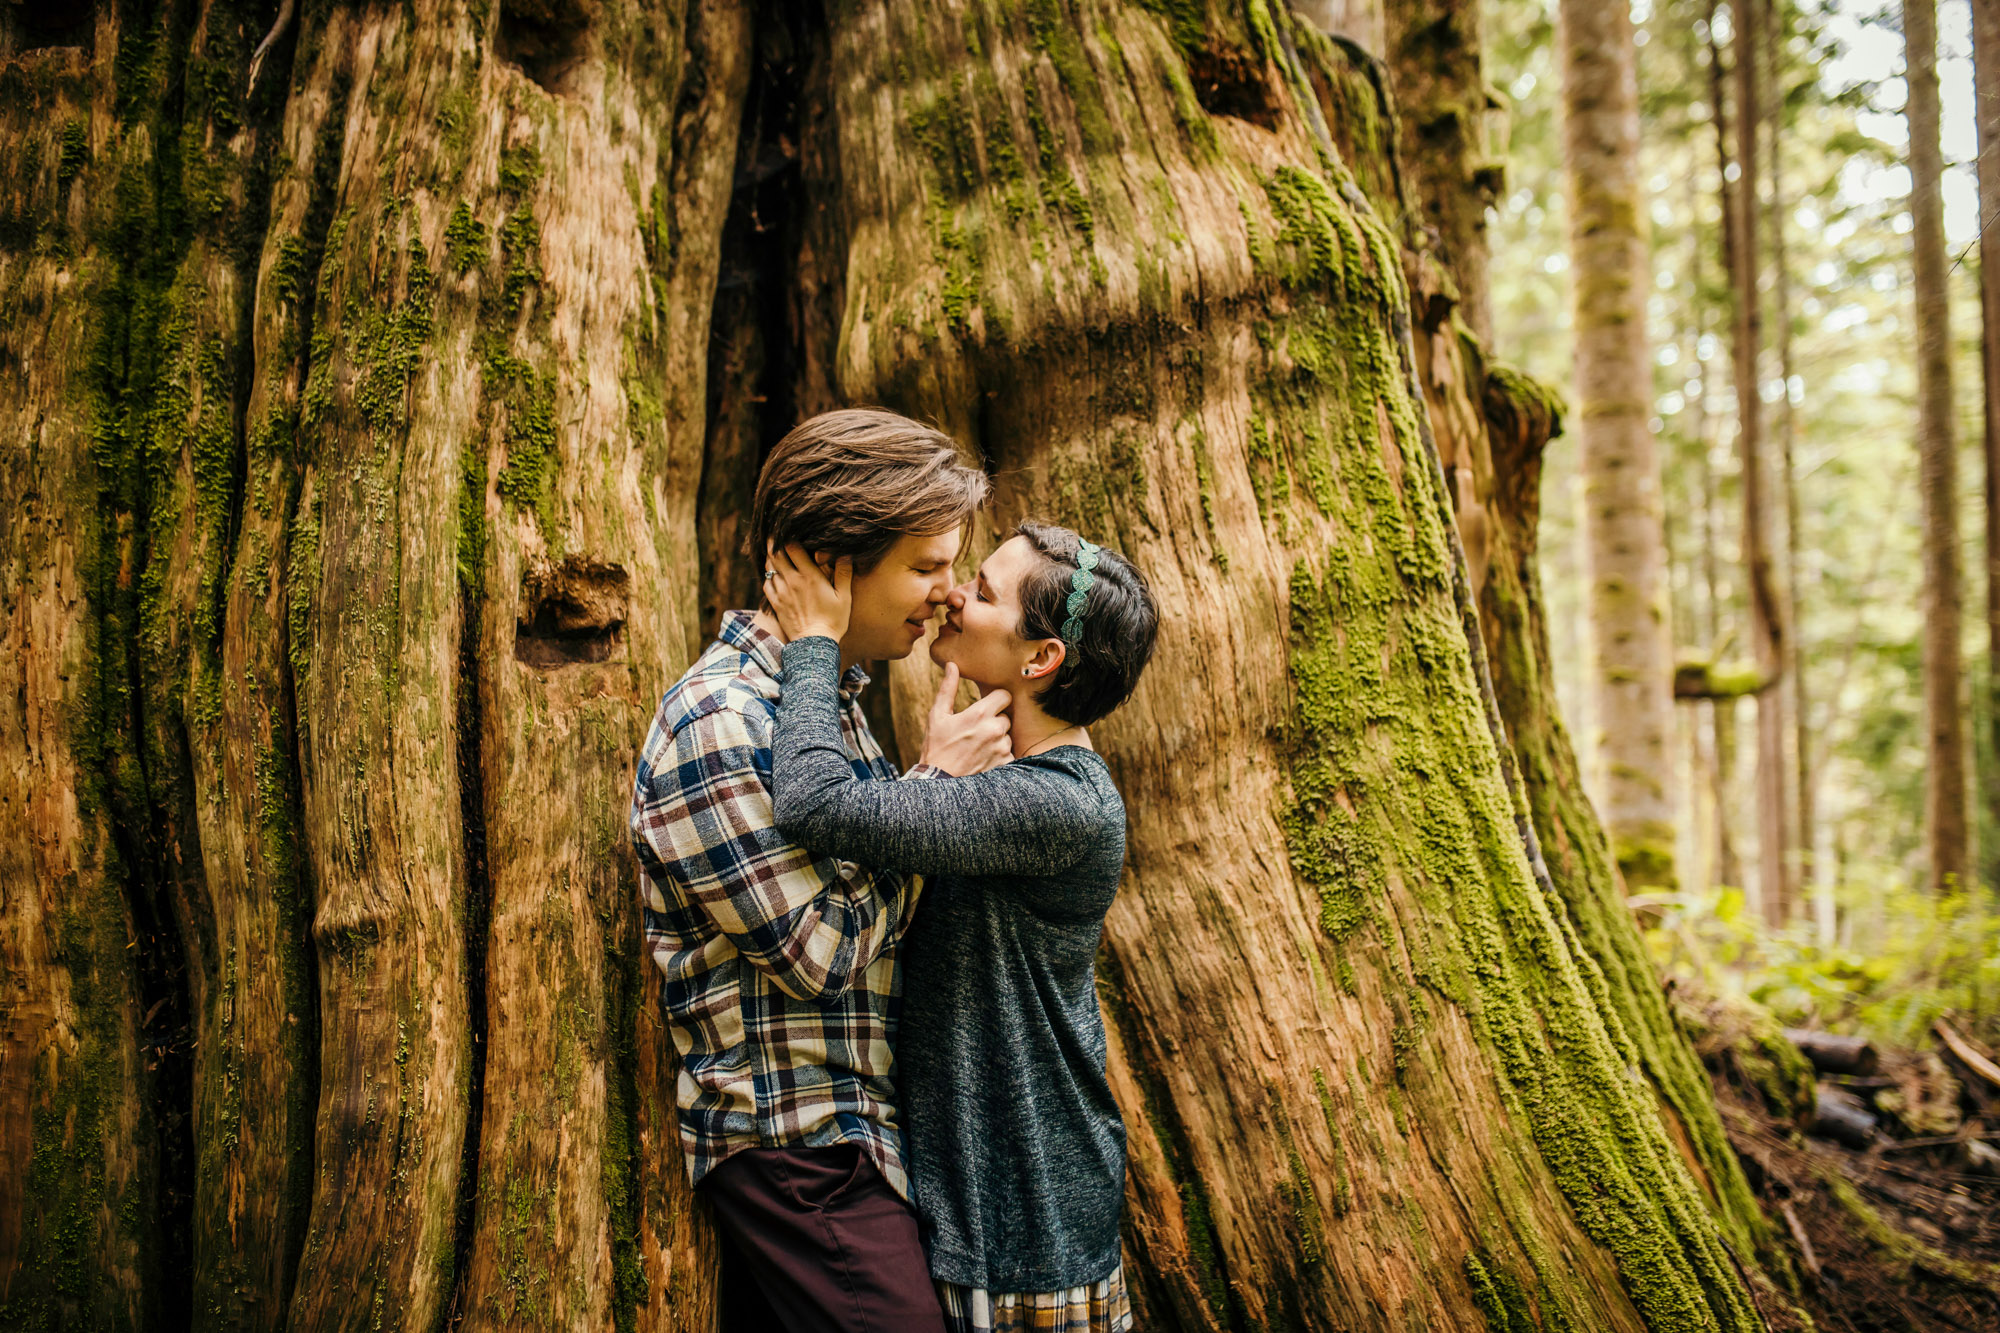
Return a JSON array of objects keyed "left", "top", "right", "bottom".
[{"left": 1059, "top": 538, "right": 1101, "bottom": 647}]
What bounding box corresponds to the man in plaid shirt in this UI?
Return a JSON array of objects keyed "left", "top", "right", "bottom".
[{"left": 631, "top": 409, "right": 1010, "bottom": 1333}]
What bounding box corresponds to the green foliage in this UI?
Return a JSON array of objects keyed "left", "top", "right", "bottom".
[{"left": 1643, "top": 881, "right": 2000, "bottom": 1046}]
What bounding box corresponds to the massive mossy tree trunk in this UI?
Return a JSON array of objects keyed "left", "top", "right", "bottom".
[
  {"left": 4, "top": 3, "right": 1769, "bottom": 1330},
  {"left": 1381, "top": 0, "right": 1773, "bottom": 1275},
  {"left": 1, "top": 4, "right": 742, "bottom": 1328}
]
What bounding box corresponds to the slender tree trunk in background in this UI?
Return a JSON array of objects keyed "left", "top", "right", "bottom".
[
  {"left": 1381, "top": 0, "right": 1498, "bottom": 345},
  {"left": 1727, "top": 0, "right": 1791, "bottom": 926},
  {"left": 1906, "top": 0, "right": 1971, "bottom": 894},
  {"left": 2, "top": 4, "right": 1773, "bottom": 1329},
  {"left": 1557, "top": 0, "right": 1679, "bottom": 892},
  {"left": 1764, "top": 0, "right": 1814, "bottom": 914},
  {"left": 1972, "top": 0, "right": 2000, "bottom": 892},
  {"left": 1704, "top": 0, "right": 1746, "bottom": 896},
  {"left": 1685, "top": 239, "right": 1721, "bottom": 894}
]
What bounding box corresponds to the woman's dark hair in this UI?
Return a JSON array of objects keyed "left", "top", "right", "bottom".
[
  {"left": 1013, "top": 520, "right": 1158, "bottom": 727},
  {"left": 748, "top": 408, "right": 990, "bottom": 574}
]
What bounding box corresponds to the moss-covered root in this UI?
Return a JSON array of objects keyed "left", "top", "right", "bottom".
[{"left": 1823, "top": 1172, "right": 2000, "bottom": 1295}]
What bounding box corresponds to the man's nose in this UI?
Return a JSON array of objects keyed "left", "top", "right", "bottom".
[{"left": 944, "top": 581, "right": 970, "bottom": 609}]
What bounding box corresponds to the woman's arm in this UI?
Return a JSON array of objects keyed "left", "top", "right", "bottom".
[{"left": 771, "top": 636, "right": 1101, "bottom": 877}]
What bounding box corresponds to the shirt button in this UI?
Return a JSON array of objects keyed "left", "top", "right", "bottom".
[{"left": 837, "top": 861, "right": 859, "bottom": 881}]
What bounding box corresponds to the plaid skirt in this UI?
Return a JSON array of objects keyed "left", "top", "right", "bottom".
[{"left": 936, "top": 1264, "right": 1133, "bottom": 1333}]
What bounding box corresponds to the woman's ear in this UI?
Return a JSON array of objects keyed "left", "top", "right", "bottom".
[{"left": 1023, "top": 639, "right": 1066, "bottom": 681}]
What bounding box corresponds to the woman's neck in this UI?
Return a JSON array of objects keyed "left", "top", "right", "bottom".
[{"left": 1007, "top": 700, "right": 1085, "bottom": 759}]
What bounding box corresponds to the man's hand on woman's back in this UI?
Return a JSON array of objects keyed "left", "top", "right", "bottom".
[{"left": 919, "top": 664, "right": 1012, "bottom": 775}]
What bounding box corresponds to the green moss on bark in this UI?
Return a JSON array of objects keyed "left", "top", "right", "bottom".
[
  {"left": 1241, "top": 147, "right": 1759, "bottom": 1330},
  {"left": 445, "top": 201, "right": 490, "bottom": 273},
  {"left": 2, "top": 879, "right": 140, "bottom": 1330}
]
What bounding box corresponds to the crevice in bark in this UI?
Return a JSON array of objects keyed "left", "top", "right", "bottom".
[
  {"left": 77, "top": 7, "right": 217, "bottom": 1320},
  {"left": 695, "top": 0, "right": 819, "bottom": 636},
  {"left": 126, "top": 734, "right": 197, "bottom": 1333},
  {"left": 265, "top": 59, "right": 358, "bottom": 1311},
  {"left": 1097, "top": 947, "right": 1250, "bottom": 1333},
  {"left": 444, "top": 570, "right": 494, "bottom": 1330},
  {"left": 272, "top": 464, "right": 320, "bottom": 1319}
]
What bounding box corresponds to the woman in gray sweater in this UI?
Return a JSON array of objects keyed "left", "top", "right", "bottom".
[{"left": 763, "top": 520, "right": 1158, "bottom": 1333}]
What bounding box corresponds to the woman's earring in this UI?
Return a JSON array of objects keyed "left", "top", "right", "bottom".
[{"left": 1021, "top": 667, "right": 1032, "bottom": 678}]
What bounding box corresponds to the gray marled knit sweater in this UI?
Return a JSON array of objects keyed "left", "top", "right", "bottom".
[{"left": 771, "top": 635, "right": 1127, "bottom": 1292}]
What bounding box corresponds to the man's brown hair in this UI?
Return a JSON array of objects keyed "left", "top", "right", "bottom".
[{"left": 747, "top": 408, "right": 990, "bottom": 572}]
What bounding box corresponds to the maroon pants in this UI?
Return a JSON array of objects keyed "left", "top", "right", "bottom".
[{"left": 701, "top": 1143, "right": 948, "bottom": 1333}]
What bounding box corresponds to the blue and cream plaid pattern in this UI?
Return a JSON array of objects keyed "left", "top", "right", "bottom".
[{"left": 631, "top": 611, "right": 923, "bottom": 1197}]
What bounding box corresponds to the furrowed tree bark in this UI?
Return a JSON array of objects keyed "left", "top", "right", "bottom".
[
  {"left": 1381, "top": 0, "right": 1497, "bottom": 345},
  {"left": 808, "top": 4, "right": 1758, "bottom": 1328},
  {"left": 1971, "top": 0, "right": 2000, "bottom": 891},
  {"left": 1384, "top": 0, "right": 1773, "bottom": 1266},
  {"left": 1, "top": 3, "right": 742, "bottom": 1328},
  {"left": 1557, "top": 0, "right": 1679, "bottom": 892},
  {"left": 2, "top": 13, "right": 218, "bottom": 1328},
  {"left": 6, "top": 3, "right": 1777, "bottom": 1329},
  {"left": 1726, "top": 0, "right": 1791, "bottom": 926},
  {"left": 1905, "top": 0, "right": 1970, "bottom": 894}
]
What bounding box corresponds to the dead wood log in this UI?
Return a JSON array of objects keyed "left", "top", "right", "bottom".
[
  {"left": 1812, "top": 1084, "right": 1881, "bottom": 1149},
  {"left": 1786, "top": 1029, "right": 1880, "bottom": 1076}
]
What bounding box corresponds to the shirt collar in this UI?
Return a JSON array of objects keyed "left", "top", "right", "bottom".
[{"left": 717, "top": 610, "right": 872, "bottom": 698}]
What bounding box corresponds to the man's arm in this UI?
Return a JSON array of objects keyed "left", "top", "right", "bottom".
[{"left": 630, "top": 704, "right": 908, "bottom": 1004}]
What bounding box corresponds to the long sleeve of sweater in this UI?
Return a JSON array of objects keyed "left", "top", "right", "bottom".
[{"left": 771, "top": 636, "right": 1101, "bottom": 878}]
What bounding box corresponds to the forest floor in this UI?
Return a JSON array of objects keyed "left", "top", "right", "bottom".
[{"left": 1695, "top": 1009, "right": 2000, "bottom": 1332}]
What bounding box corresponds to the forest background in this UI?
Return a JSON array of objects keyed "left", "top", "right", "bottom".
[{"left": 1497, "top": 0, "right": 1996, "bottom": 1046}]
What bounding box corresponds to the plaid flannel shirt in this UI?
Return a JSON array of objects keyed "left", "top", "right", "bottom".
[{"left": 631, "top": 610, "right": 928, "bottom": 1197}]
